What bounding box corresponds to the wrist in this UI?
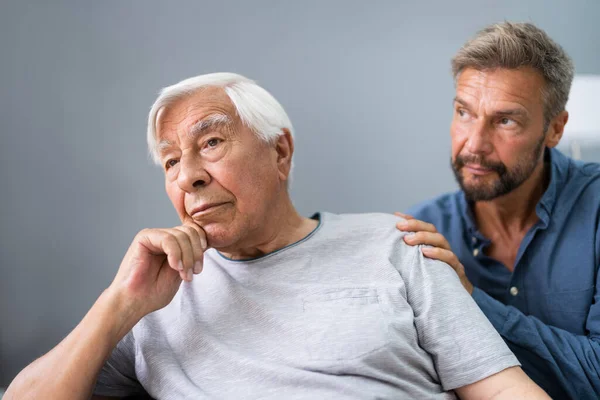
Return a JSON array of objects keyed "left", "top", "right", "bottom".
[{"left": 97, "top": 287, "right": 144, "bottom": 343}]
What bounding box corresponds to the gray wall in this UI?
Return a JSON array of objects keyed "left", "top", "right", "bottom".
[{"left": 1, "top": 0, "right": 599, "bottom": 386}]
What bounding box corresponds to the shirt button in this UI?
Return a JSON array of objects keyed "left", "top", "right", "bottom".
[
  {"left": 471, "top": 236, "right": 477, "bottom": 244},
  {"left": 473, "top": 248, "right": 479, "bottom": 257},
  {"left": 510, "top": 286, "right": 519, "bottom": 296}
]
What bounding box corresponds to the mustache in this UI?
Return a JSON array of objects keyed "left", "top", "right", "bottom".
[{"left": 453, "top": 154, "right": 507, "bottom": 175}]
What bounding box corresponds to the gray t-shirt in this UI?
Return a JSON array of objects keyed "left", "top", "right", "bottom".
[{"left": 94, "top": 212, "right": 518, "bottom": 399}]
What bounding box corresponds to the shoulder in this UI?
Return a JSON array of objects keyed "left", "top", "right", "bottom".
[
  {"left": 560, "top": 154, "right": 600, "bottom": 207},
  {"left": 320, "top": 212, "right": 405, "bottom": 240},
  {"left": 579, "top": 160, "right": 600, "bottom": 177},
  {"left": 318, "top": 212, "right": 418, "bottom": 264},
  {"left": 573, "top": 160, "right": 600, "bottom": 190},
  {"left": 553, "top": 148, "right": 600, "bottom": 191},
  {"left": 319, "top": 212, "right": 414, "bottom": 253}
]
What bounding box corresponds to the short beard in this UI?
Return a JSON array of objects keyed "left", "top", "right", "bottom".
[{"left": 452, "top": 134, "right": 546, "bottom": 202}]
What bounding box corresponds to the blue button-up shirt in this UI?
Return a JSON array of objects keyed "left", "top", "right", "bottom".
[{"left": 408, "top": 148, "right": 600, "bottom": 399}]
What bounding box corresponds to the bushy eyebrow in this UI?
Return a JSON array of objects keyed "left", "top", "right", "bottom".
[
  {"left": 453, "top": 96, "right": 469, "bottom": 108},
  {"left": 188, "top": 113, "right": 232, "bottom": 139},
  {"left": 493, "top": 109, "right": 528, "bottom": 118},
  {"left": 157, "top": 113, "right": 232, "bottom": 155},
  {"left": 453, "top": 96, "right": 529, "bottom": 119}
]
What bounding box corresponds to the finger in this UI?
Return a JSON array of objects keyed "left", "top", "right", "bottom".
[
  {"left": 162, "top": 233, "right": 187, "bottom": 282},
  {"left": 158, "top": 258, "right": 184, "bottom": 286},
  {"left": 403, "top": 231, "right": 451, "bottom": 250},
  {"left": 421, "top": 247, "right": 463, "bottom": 272},
  {"left": 169, "top": 228, "right": 196, "bottom": 282},
  {"left": 189, "top": 223, "right": 209, "bottom": 273},
  {"left": 396, "top": 218, "right": 437, "bottom": 233},
  {"left": 394, "top": 212, "right": 415, "bottom": 220},
  {"left": 183, "top": 222, "right": 208, "bottom": 250},
  {"left": 181, "top": 216, "right": 208, "bottom": 247},
  {"left": 175, "top": 225, "right": 205, "bottom": 274},
  {"left": 138, "top": 229, "right": 184, "bottom": 275}
]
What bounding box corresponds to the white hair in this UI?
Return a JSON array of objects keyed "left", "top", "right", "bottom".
[{"left": 147, "top": 72, "right": 294, "bottom": 165}]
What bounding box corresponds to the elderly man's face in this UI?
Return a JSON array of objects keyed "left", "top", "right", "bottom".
[
  {"left": 450, "top": 67, "right": 551, "bottom": 201},
  {"left": 156, "top": 87, "right": 289, "bottom": 249}
]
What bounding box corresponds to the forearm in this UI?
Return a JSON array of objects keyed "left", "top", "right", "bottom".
[
  {"left": 487, "top": 380, "right": 550, "bottom": 400},
  {"left": 5, "top": 289, "right": 141, "bottom": 400},
  {"left": 472, "top": 287, "right": 600, "bottom": 397},
  {"left": 456, "top": 366, "right": 550, "bottom": 400}
]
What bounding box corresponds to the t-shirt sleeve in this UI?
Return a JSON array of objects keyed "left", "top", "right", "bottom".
[
  {"left": 93, "top": 330, "right": 147, "bottom": 397},
  {"left": 395, "top": 242, "right": 520, "bottom": 390}
]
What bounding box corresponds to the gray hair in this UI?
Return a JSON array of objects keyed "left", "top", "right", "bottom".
[
  {"left": 147, "top": 72, "right": 294, "bottom": 165},
  {"left": 451, "top": 22, "right": 575, "bottom": 128}
]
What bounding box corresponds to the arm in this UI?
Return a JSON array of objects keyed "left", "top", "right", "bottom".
[
  {"left": 472, "top": 286, "right": 600, "bottom": 399},
  {"left": 455, "top": 366, "right": 549, "bottom": 400},
  {"left": 392, "top": 237, "right": 537, "bottom": 395},
  {"left": 4, "top": 288, "right": 138, "bottom": 400},
  {"left": 397, "top": 214, "right": 600, "bottom": 399},
  {"left": 4, "top": 224, "right": 207, "bottom": 400}
]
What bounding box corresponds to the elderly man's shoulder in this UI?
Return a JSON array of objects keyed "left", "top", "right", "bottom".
[{"left": 321, "top": 212, "right": 407, "bottom": 242}]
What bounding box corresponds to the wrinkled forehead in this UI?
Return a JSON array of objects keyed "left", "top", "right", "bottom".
[
  {"left": 156, "top": 86, "right": 238, "bottom": 139},
  {"left": 455, "top": 67, "right": 546, "bottom": 108}
]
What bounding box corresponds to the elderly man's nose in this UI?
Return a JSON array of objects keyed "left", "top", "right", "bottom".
[{"left": 177, "top": 158, "right": 209, "bottom": 192}]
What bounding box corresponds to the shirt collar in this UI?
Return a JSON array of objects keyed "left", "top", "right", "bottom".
[{"left": 536, "top": 148, "right": 569, "bottom": 224}]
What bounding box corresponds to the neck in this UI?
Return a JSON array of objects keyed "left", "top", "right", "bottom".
[
  {"left": 473, "top": 160, "right": 549, "bottom": 233},
  {"left": 219, "top": 194, "right": 318, "bottom": 260}
]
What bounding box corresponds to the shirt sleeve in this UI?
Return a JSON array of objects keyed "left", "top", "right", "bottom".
[
  {"left": 93, "top": 330, "right": 147, "bottom": 398},
  {"left": 395, "top": 243, "right": 520, "bottom": 390},
  {"left": 472, "top": 283, "right": 600, "bottom": 399}
]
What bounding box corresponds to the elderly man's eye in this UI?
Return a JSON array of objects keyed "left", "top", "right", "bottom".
[
  {"left": 165, "top": 159, "right": 179, "bottom": 169},
  {"left": 206, "top": 138, "right": 222, "bottom": 148}
]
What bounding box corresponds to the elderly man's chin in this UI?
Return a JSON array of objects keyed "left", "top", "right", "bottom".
[
  {"left": 201, "top": 225, "right": 240, "bottom": 249},
  {"left": 187, "top": 216, "right": 244, "bottom": 249}
]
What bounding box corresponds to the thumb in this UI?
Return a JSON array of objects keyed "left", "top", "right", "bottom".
[{"left": 394, "top": 212, "right": 414, "bottom": 220}]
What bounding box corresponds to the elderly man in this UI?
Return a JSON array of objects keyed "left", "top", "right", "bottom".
[
  {"left": 398, "top": 22, "right": 600, "bottom": 399},
  {"left": 7, "top": 73, "right": 547, "bottom": 399}
]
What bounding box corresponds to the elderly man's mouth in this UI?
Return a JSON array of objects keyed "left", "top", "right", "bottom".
[{"left": 189, "top": 202, "right": 229, "bottom": 218}]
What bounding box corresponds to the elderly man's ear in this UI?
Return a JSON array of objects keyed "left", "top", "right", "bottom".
[{"left": 275, "top": 128, "right": 294, "bottom": 182}]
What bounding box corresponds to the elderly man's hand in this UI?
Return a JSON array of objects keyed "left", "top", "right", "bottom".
[
  {"left": 395, "top": 212, "right": 474, "bottom": 295},
  {"left": 108, "top": 222, "right": 208, "bottom": 319}
]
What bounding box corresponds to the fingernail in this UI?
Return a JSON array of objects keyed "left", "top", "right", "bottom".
[
  {"left": 178, "top": 260, "right": 184, "bottom": 271},
  {"left": 186, "top": 269, "right": 193, "bottom": 282},
  {"left": 193, "top": 260, "right": 203, "bottom": 274},
  {"left": 201, "top": 237, "right": 207, "bottom": 250}
]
